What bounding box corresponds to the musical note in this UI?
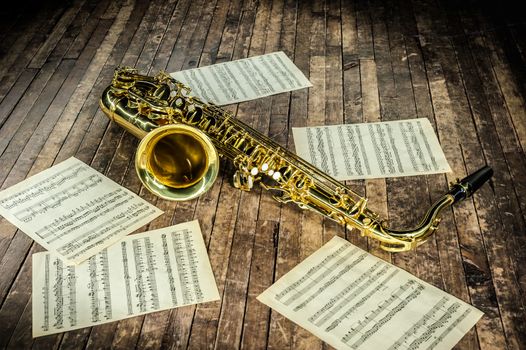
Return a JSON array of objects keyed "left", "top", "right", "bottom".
[
  {"left": 132, "top": 237, "right": 160, "bottom": 312},
  {"left": 257, "top": 236, "right": 483, "bottom": 350},
  {"left": 282, "top": 247, "right": 360, "bottom": 306},
  {"left": 425, "top": 309, "right": 473, "bottom": 349},
  {"left": 322, "top": 267, "right": 398, "bottom": 331},
  {"left": 121, "top": 241, "right": 134, "bottom": 315},
  {"left": 293, "top": 253, "right": 367, "bottom": 311},
  {"left": 32, "top": 220, "right": 219, "bottom": 338},
  {"left": 87, "top": 255, "right": 101, "bottom": 322},
  {"left": 0, "top": 157, "right": 163, "bottom": 265},
  {"left": 0, "top": 163, "right": 87, "bottom": 210},
  {"left": 100, "top": 249, "right": 113, "bottom": 319},
  {"left": 183, "top": 229, "right": 204, "bottom": 303},
  {"left": 52, "top": 258, "right": 64, "bottom": 328},
  {"left": 345, "top": 284, "right": 425, "bottom": 348},
  {"left": 308, "top": 262, "right": 383, "bottom": 324},
  {"left": 14, "top": 175, "right": 103, "bottom": 223},
  {"left": 172, "top": 232, "right": 193, "bottom": 304},
  {"left": 66, "top": 266, "right": 77, "bottom": 326},
  {"left": 275, "top": 244, "right": 351, "bottom": 301},
  {"left": 162, "top": 234, "right": 178, "bottom": 305},
  {"left": 41, "top": 255, "right": 51, "bottom": 332}
]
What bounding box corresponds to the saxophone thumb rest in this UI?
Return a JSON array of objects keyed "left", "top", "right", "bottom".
[{"left": 99, "top": 66, "right": 493, "bottom": 252}]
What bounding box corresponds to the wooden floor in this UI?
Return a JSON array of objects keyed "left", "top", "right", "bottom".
[{"left": 0, "top": 0, "right": 525, "bottom": 348}]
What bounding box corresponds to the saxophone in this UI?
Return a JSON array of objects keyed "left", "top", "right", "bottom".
[{"left": 99, "top": 67, "right": 492, "bottom": 252}]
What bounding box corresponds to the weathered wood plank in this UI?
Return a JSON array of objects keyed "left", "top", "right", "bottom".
[
  {"left": 322, "top": 0, "right": 346, "bottom": 252},
  {"left": 476, "top": 3, "right": 526, "bottom": 157},
  {"left": 28, "top": 0, "right": 86, "bottom": 68},
  {"left": 63, "top": 0, "right": 113, "bottom": 60},
  {"left": 266, "top": 0, "right": 308, "bottom": 348},
  {"left": 183, "top": 2, "right": 250, "bottom": 348},
  {"left": 213, "top": 1, "right": 276, "bottom": 348},
  {"left": 74, "top": 2, "right": 190, "bottom": 348},
  {"left": 0, "top": 0, "right": 110, "bottom": 149},
  {"left": 150, "top": 0, "right": 192, "bottom": 72},
  {"left": 54, "top": 0, "right": 149, "bottom": 165},
  {"left": 31, "top": 2, "right": 134, "bottom": 175},
  {"left": 341, "top": 0, "right": 369, "bottom": 250},
  {"left": 0, "top": 60, "right": 70, "bottom": 184},
  {"left": 355, "top": 0, "right": 374, "bottom": 60},
  {"left": 411, "top": 1, "right": 501, "bottom": 348},
  {"left": 433, "top": 3, "right": 513, "bottom": 349},
  {"left": 287, "top": 1, "right": 325, "bottom": 348},
  {"left": 0, "top": 1, "right": 524, "bottom": 349},
  {"left": 443, "top": 2, "right": 526, "bottom": 348},
  {"left": 0, "top": 4, "right": 66, "bottom": 102},
  {"left": 396, "top": 0, "right": 444, "bottom": 293},
  {"left": 360, "top": 59, "right": 391, "bottom": 262},
  {"left": 0, "top": 60, "right": 75, "bottom": 269},
  {"left": 0, "top": 20, "right": 117, "bottom": 276},
  {"left": 132, "top": 0, "right": 224, "bottom": 348},
  {"left": 0, "top": 6, "right": 25, "bottom": 53},
  {"left": 0, "top": 69, "right": 38, "bottom": 128},
  {"left": 376, "top": 0, "right": 444, "bottom": 284},
  {"left": 471, "top": 9, "right": 526, "bottom": 229},
  {"left": 0, "top": 3, "right": 136, "bottom": 349},
  {"left": 165, "top": 0, "right": 213, "bottom": 72},
  {"left": 367, "top": 0, "right": 400, "bottom": 265},
  {"left": 240, "top": 1, "right": 288, "bottom": 349}
]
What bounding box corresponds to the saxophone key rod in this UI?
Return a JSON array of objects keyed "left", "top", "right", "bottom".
[{"left": 99, "top": 67, "right": 493, "bottom": 252}]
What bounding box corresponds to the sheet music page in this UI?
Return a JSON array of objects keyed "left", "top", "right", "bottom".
[
  {"left": 258, "top": 237, "right": 483, "bottom": 350},
  {"left": 170, "top": 51, "right": 312, "bottom": 105},
  {"left": 0, "top": 157, "right": 162, "bottom": 265},
  {"left": 292, "top": 118, "right": 451, "bottom": 180},
  {"left": 32, "top": 220, "right": 219, "bottom": 337}
]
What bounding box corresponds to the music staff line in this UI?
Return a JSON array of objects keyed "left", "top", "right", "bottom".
[
  {"left": 308, "top": 262, "right": 384, "bottom": 324},
  {"left": 341, "top": 281, "right": 425, "bottom": 348},
  {"left": 183, "top": 229, "right": 204, "bottom": 302},
  {"left": 37, "top": 189, "right": 131, "bottom": 241},
  {"left": 323, "top": 268, "right": 400, "bottom": 332},
  {"left": 162, "top": 234, "right": 179, "bottom": 306},
  {"left": 132, "top": 237, "right": 161, "bottom": 312},
  {"left": 257, "top": 237, "right": 484, "bottom": 350},
  {"left": 61, "top": 204, "right": 157, "bottom": 261},
  {"left": 172, "top": 230, "right": 200, "bottom": 305},
  {"left": 276, "top": 244, "right": 358, "bottom": 305},
  {"left": 274, "top": 243, "right": 351, "bottom": 301},
  {"left": 292, "top": 252, "right": 368, "bottom": 312},
  {"left": 14, "top": 174, "right": 103, "bottom": 223},
  {"left": 0, "top": 163, "right": 87, "bottom": 210},
  {"left": 271, "top": 245, "right": 469, "bottom": 347}
]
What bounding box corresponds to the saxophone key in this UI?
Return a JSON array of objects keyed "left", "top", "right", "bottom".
[{"left": 233, "top": 171, "right": 253, "bottom": 191}]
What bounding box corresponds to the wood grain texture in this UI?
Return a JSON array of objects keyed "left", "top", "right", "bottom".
[{"left": 0, "top": 0, "right": 525, "bottom": 349}]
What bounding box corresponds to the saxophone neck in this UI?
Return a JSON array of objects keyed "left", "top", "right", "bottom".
[
  {"left": 369, "top": 195, "right": 453, "bottom": 252},
  {"left": 366, "top": 166, "right": 493, "bottom": 252},
  {"left": 99, "top": 66, "right": 493, "bottom": 253}
]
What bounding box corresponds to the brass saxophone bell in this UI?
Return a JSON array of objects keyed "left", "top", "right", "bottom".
[
  {"left": 135, "top": 124, "right": 219, "bottom": 201},
  {"left": 101, "top": 67, "right": 492, "bottom": 252}
]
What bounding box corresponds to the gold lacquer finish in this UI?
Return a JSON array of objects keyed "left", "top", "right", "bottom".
[
  {"left": 99, "top": 67, "right": 492, "bottom": 252},
  {"left": 136, "top": 125, "right": 218, "bottom": 200},
  {"left": 99, "top": 67, "right": 219, "bottom": 201}
]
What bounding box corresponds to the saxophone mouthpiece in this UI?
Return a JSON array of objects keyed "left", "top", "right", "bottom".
[
  {"left": 448, "top": 166, "right": 493, "bottom": 204},
  {"left": 100, "top": 67, "right": 494, "bottom": 252}
]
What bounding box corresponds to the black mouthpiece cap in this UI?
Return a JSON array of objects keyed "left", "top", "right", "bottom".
[{"left": 449, "top": 166, "right": 493, "bottom": 203}]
